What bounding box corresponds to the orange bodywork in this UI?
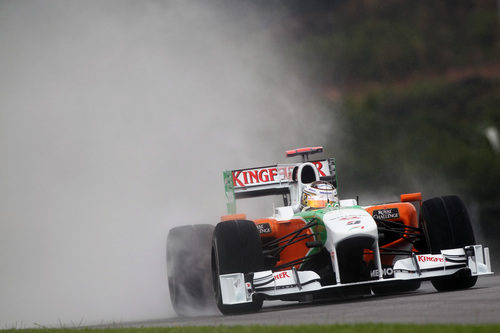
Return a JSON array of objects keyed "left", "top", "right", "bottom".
[
  {"left": 220, "top": 213, "right": 247, "bottom": 221},
  {"left": 253, "top": 217, "right": 314, "bottom": 270},
  {"left": 364, "top": 202, "right": 419, "bottom": 265},
  {"left": 221, "top": 193, "right": 421, "bottom": 270}
]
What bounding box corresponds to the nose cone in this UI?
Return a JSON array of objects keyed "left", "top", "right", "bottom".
[{"left": 323, "top": 208, "right": 378, "bottom": 247}]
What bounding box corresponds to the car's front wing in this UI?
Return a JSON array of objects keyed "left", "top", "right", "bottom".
[{"left": 218, "top": 245, "right": 493, "bottom": 305}]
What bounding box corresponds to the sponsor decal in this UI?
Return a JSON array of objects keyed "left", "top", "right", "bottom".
[
  {"left": 232, "top": 168, "right": 281, "bottom": 187},
  {"left": 345, "top": 220, "right": 365, "bottom": 231},
  {"left": 257, "top": 223, "right": 272, "bottom": 234},
  {"left": 311, "top": 161, "right": 327, "bottom": 177},
  {"left": 232, "top": 160, "right": 331, "bottom": 188},
  {"left": 348, "top": 225, "right": 365, "bottom": 231},
  {"left": 417, "top": 255, "right": 445, "bottom": 263},
  {"left": 372, "top": 208, "right": 400, "bottom": 220},
  {"left": 274, "top": 271, "right": 291, "bottom": 280},
  {"left": 370, "top": 267, "right": 394, "bottom": 278},
  {"left": 335, "top": 216, "right": 362, "bottom": 222}
]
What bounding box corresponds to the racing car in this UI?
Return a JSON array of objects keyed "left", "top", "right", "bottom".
[{"left": 166, "top": 146, "right": 493, "bottom": 316}]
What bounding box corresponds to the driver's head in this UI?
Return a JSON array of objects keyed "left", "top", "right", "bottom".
[{"left": 301, "top": 181, "right": 338, "bottom": 209}]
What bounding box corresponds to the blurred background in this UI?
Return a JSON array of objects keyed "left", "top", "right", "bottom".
[
  {"left": 265, "top": 0, "right": 500, "bottom": 253},
  {"left": 0, "top": 0, "right": 499, "bottom": 328}
]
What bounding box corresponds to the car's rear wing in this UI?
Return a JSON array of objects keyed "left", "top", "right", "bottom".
[{"left": 223, "top": 158, "right": 337, "bottom": 214}]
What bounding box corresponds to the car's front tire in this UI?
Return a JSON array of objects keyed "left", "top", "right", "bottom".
[
  {"left": 422, "top": 195, "right": 478, "bottom": 291},
  {"left": 212, "top": 220, "right": 264, "bottom": 315}
]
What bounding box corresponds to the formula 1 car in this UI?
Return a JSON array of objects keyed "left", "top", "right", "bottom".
[{"left": 166, "top": 147, "right": 493, "bottom": 316}]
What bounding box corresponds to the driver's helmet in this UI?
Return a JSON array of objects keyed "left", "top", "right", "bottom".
[{"left": 301, "top": 181, "right": 338, "bottom": 209}]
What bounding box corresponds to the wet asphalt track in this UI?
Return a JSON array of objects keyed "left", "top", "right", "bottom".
[{"left": 119, "top": 275, "right": 500, "bottom": 327}]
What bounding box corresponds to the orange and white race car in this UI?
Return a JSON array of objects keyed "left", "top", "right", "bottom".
[{"left": 167, "top": 147, "right": 493, "bottom": 316}]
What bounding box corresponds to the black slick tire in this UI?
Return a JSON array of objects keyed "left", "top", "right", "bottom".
[
  {"left": 167, "top": 224, "right": 216, "bottom": 317},
  {"left": 422, "top": 195, "right": 478, "bottom": 291},
  {"left": 211, "top": 220, "right": 265, "bottom": 315}
]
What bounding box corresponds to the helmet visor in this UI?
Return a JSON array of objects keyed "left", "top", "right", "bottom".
[
  {"left": 307, "top": 199, "right": 328, "bottom": 208},
  {"left": 306, "top": 195, "right": 330, "bottom": 208}
]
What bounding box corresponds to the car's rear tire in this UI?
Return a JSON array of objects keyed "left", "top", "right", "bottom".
[
  {"left": 167, "top": 224, "right": 216, "bottom": 317},
  {"left": 212, "top": 220, "right": 264, "bottom": 315},
  {"left": 422, "top": 195, "right": 478, "bottom": 291}
]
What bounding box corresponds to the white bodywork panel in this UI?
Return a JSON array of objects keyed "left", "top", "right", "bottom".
[
  {"left": 339, "top": 199, "right": 358, "bottom": 207},
  {"left": 323, "top": 207, "right": 383, "bottom": 282},
  {"left": 394, "top": 246, "right": 492, "bottom": 279},
  {"left": 220, "top": 269, "right": 322, "bottom": 304},
  {"left": 323, "top": 208, "right": 378, "bottom": 247},
  {"left": 274, "top": 206, "right": 295, "bottom": 220},
  {"left": 219, "top": 273, "right": 251, "bottom": 305}
]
